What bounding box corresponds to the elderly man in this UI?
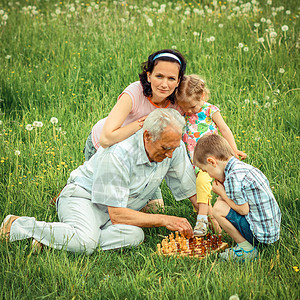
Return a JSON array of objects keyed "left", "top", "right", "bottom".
[{"left": 1, "top": 109, "right": 197, "bottom": 254}]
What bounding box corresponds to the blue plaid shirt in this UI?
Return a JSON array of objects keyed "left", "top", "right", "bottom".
[
  {"left": 68, "top": 130, "right": 196, "bottom": 212},
  {"left": 223, "top": 157, "right": 281, "bottom": 244}
]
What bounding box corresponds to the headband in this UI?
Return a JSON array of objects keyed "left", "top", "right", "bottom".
[{"left": 153, "top": 53, "right": 182, "bottom": 65}]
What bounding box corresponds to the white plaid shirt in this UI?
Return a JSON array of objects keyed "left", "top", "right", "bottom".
[
  {"left": 223, "top": 157, "right": 281, "bottom": 244},
  {"left": 68, "top": 130, "right": 196, "bottom": 212}
]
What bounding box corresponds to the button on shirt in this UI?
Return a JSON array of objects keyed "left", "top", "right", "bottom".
[
  {"left": 223, "top": 157, "right": 281, "bottom": 244},
  {"left": 68, "top": 130, "right": 196, "bottom": 213}
]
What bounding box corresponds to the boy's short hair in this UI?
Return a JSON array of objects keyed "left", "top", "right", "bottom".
[{"left": 193, "top": 134, "right": 234, "bottom": 166}]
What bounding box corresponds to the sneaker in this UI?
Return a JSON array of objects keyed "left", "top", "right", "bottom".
[
  {"left": 194, "top": 219, "right": 208, "bottom": 236},
  {"left": 219, "top": 245, "right": 258, "bottom": 262}
]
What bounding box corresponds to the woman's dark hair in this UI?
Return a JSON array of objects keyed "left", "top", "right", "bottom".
[{"left": 139, "top": 49, "right": 187, "bottom": 104}]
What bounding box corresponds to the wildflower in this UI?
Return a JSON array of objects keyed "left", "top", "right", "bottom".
[
  {"left": 243, "top": 47, "right": 249, "bottom": 52},
  {"left": 171, "top": 45, "right": 177, "bottom": 49},
  {"left": 265, "top": 96, "right": 270, "bottom": 100},
  {"left": 293, "top": 266, "right": 299, "bottom": 272},
  {"left": 281, "top": 25, "right": 289, "bottom": 32},
  {"left": 33, "top": 121, "right": 43, "bottom": 127},
  {"left": 209, "top": 36, "right": 215, "bottom": 42},
  {"left": 50, "top": 117, "right": 58, "bottom": 124},
  {"left": 15, "top": 150, "right": 21, "bottom": 156},
  {"left": 219, "top": 24, "right": 224, "bottom": 28},
  {"left": 5, "top": 55, "right": 11, "bottom": 59},
  {"left": 266, "top": 19, "right": 272, "bottom": 25},
  {"left": 152, "top": 1, "right": 159, "bottom": 7},
  {"left": 254, "top": 23, "right": 260, "bottom": 28},
  {"left": 193, "top": 32, "right": 200, "bottom": 36},
  {"left": 270, "top": 31, "right": 277, "bottom": 38},
  {"left": 258, "top": 37, "right": 265, "bottom": 43},
  {"left": 244, "top": 99, "right": 250, "bottom": 104},
  {"left": 2, "top": 14, "right": 8, "bottom": 21},
  {"left": 264, "top": 102, "right": 271, "bottom": 108},
  {"left": 285, "top": 10, "right": 291, "bottom": 15},
  {"left": 238, "top": 43, "right": 244, "bottom": 48},
  {"left": 26, "top": 124, "right": 33, "bottom": 131},
  {"left": 229, "top": 295, "right": 240, "bottom": 300},
  {"left": 55, "top": 8, "right": 61, "bottom": 15},
  {"left": 279, "top": 68, "right": 285, "bottom": 74},
  {"left": 0, "top": 10, "right": 4, "bottom": 15},
  {"left": 147, "top": 18, "right": 153, "bottom": 27},
  {"left": 260, "top": 18, "right": 266, "bottom": 22}
]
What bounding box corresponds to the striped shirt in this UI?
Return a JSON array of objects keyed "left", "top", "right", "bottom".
[
  {"left": 68, "top": 129, "right": 196, "bottom": 212},
  {"left": 223, "top": 157, "right": 281, "bottom": 244}
]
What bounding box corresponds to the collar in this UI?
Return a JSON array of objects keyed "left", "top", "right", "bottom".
[{"left": 224, "top": 156, "right": 238, "bottom": 176}]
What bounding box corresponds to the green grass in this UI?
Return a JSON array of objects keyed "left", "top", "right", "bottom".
[{"left": 0, "top": 0, "right": 299, "bottom": 299}]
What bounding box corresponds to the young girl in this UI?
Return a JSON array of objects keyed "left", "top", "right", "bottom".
[
  {"left": 84, "top": 49, "right": 186, "bottom": 160},
  {"left": 83, "top": 49, "right": 187, "bottom": 211},
  {"left": 176, "top": 74, "right": 247, "bottom": 236}
]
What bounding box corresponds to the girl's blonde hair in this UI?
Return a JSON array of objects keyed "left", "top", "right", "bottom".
[{"left": 176, "top": 74, "right": 210, "bottom": 103}]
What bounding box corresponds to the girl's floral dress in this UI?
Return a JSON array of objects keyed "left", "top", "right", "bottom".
[{"left": 182, "top": 102, "right": 219, "bottom": 163}]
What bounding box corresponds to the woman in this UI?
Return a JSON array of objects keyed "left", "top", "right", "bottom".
[{"left": 84, "top": 49, "right": 187, "bottom": 160}]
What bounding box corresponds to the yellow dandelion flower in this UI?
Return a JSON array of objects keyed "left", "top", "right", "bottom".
[{"left": 293, "top": 266, "right": 299, "bottom": 272}]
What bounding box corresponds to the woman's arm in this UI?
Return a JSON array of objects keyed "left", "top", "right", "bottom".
[
  {"left": 100, "top": 93, "right": 147, "bottom": 148},
  {"left": 212, "top": 111, "right": 247, "bottom": 160}
]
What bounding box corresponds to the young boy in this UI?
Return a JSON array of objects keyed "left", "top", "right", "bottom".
[{"left": 193, "top": 134, "right": 281, "bottom": 261}]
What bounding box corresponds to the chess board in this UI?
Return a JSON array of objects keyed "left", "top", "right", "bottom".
[{"left": 156, "top": 231, "right": 228, "bottom": 260}]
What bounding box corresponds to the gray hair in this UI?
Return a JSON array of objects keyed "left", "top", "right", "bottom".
[{"left": 143, "top": 108, "right": 185, "bottom": 141}]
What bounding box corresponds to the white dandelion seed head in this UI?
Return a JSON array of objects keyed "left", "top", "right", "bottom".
[
  {"left": 238, "top": 43, "right": 244, "bottom": 48},
  {"left": 266, "top": 19, "right": 272, "bottom": 24},
  {"left": 244, "top": 99, "right": 250, "bottom": 104},
  {"left": 15, "top": 150, "right": 21, "bottom": 156},
  {"left": 286, "top": 10, "right": 291, "bottom": 15},
  {"left": 193, "top": 31, "right": 200, "bottom": 36},
  {"left": 209, "top": 36, "right": 215, "bottom": 42},
  {"left": 254, "top": 23, "right": 260, "bottom": 27},
  {"left": 33, "top": 121, "right": 39, "bottom": 127},
  {"left": 260, "top": 18, "right": 266, "bottom": 22},
  {"left": 50, "top": 117, "right": 58, "bottom": 124},
  {"left": 264, "top": 102, "right": 271, "bottom": 108},
  {"left": 229, "top": 295, "right": 240, "bottom": 300},
  {"left": 55, "top": 8, "right": 61, "bottom": 15},
  {"left": 0, "top": 10, "right": 4, "bottom": 15},
  {"left": 2, "top": 14, "right": 8, "bottom": 21},
  {"left": 279, "top": 68, "right": 285, "bottom": 73},
  {"left": 258, "top": 37, "right": 265, "bottom": 43},
  {"left": 171, "top": 45, "right": 177, "bottom": 49},
  {"left": 219, "top": 23, "right": 224, "bottom": 28},
  {"left": 26, "top": 124, "right": 33, "bottom": 131},
  {"left": 273, "top": 99, "right": 277, "bottom": 104},
  {"left": 243, "top": 47, "right": 249, "bottom": 52},
  {"left": 152, "top": 1, "right": 159, "bottom": 7},
  {"left": 270, "top": 31, "right": 277, "bottom": 38},
  {"left": 61, "top": 131, "right": 67, "bottom": 135},
  {"left": 281, "top": 25, "right": 289, "bottom": 31},
  {"left": 267, "top": 0, "right": 272, "bottom": 4},
  {"left": 265, "top": 96, "right": 270, "bottom": 100},
  {"left": 5, "top": 55, "right": 11, "bottom": 59}
]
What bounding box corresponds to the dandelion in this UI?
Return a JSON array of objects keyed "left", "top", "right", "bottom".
[
  {"left": 0, "top": 10, "right": 4, "bottom": 15},
  {"left": 243, "top": 47, "right": 249, "bottom": 52},
  {"left": 171, "top": 45, "right": 177, "bottom": 49},
  {"left": 193, "top": 32, "right": 200, "bottom": 36},
  {"left": 265, "top": 96, "right": 270, "bottom": 100},
  {"left": 264, "top": 102, "right": 271, "bottom": 108},
  {"left": 26, "top": 124, "right": 33, "bottom": 131},
  {"left": 244, "top": 99, "right": 250, "bottom": 104},
  {"left": 2, "top": 14, "right": 8, "bottom": 21},
  {"left": 270, "top": 31, "right": 277, "bottom": 38},
  {"left": 260, "top": 18, "right": 266, "bottom": 22},
  {"left": 209, "top": 36, "right": 215, "bottom": 42},
  {"left": 238, "top": 43, "right": 244, "bottom": 48},
  {"left": 33, "top": 121, "right": 39, "bottom": 127},
  {"left": 266, "top": 19, "right": 272, "bottom": 25},
  {"left": 285, "top": 10, "right": 291, "bottom": 15},
  {"left": 254, "top": 23, "right": 260, "bottom": 27},
  {"left": 281, "top": 25, "right": 289, "bottom": 32},
  {"left": 293, "top": 266, "right": 299, "bottom": 272},
  {"left": 279, "top": 68, "right": 285, "bottom": 74},
  {"left": 15, "top": 150, "right": 21, "bottom": 156},
  {"left": 258, "top": 37, "right": 265, "bottom": 43},
  {"left": 55, "top": 8, "right": 61, "bottom": 15},
  {"left": 219, "top": 24, "right": 224, "bottom": 28},
  {"left": 50, "top": 117, "right": 58, "bottom": 124},
  {"left": 229, "top": 294, "right": 240, "bottom": 300},
  {"left": 146, "top": 18, "right": 153, "bottom": 27},
  {"left": 5, "top": 55, "right": 11, "bottom": 59}
]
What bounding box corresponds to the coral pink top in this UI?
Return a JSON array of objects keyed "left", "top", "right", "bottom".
[{"left": 91, "top": 81, "right": 180, "bottom": 149}]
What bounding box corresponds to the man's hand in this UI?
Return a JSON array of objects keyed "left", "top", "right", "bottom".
[
  {"left": 212, "top": 180, "right": 226, "bottom": 197},
  {"left": 164, "top": 215, "right": 194, "bottom": 238}
]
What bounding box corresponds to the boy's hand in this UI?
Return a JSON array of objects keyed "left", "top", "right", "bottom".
[{"left": 212, "top": 180, "right": 226, "bottom": 197}]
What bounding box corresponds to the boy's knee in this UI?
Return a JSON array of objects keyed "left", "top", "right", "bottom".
[{"left": 212, "top": 197, "right": 228, "bottom": 218}]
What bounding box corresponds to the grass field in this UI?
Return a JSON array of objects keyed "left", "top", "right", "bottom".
[{"left": 0, "top": 0, "right": 299, "bottom": 299}]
